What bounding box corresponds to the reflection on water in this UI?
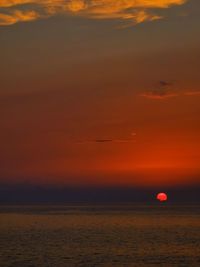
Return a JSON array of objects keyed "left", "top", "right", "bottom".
[{"left": 0, "top": 204, "right": 200, "bottom": 267}]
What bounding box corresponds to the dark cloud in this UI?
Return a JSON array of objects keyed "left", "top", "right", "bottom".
[
  {"left": 76, "top": 134, "right": 136, "bottom": 144},
  {"left": 0, "top": 183, "right": 200, "bottom": 204},
  {"left": 141, "top": 80, "right": 200, "bottom": 100},
  {"left": 140, "top": 80, "right": 178, "bottom": 99},
  {"left": 159, "top": 80, "right": 173, "bottom": 87}
]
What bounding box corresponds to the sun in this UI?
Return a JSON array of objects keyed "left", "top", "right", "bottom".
[{"left": 157, "top": 192, "right": 168, "bottom": 202}]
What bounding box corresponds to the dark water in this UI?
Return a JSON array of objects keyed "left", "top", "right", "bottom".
[{"left": 0, "top": 204, "right": 200, "bottom": 267}]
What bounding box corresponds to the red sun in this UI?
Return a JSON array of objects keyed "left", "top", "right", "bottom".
[{"left": 157, "top": 192, "right": 168, "bottom": 202}]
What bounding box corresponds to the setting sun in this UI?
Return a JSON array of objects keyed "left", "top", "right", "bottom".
[{"left": 157, "top": 192, "right": 168, "bottom": 202}]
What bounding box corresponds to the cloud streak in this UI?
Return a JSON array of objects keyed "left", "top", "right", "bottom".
[
  {"left": 184, "top": 91, "right": 200, "bottom": 96},
  {"left": 140, "top": 80, "right": 179, "bottom": 99},
  {"left": 140, "top": 81, "right": 200, "bottom": 100},
  {"left": 76, "top": 132, "right": 136, "bottom": 144},
  {"left": 0, "top": 0, "right": 187, "bottom": 26},
  {"left": 77, "top": 138, "right": 136, "bottom": 144}
]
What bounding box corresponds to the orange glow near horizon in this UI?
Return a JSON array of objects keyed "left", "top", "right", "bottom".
[
  {"left": 1, "top": 93, "right": 200, "bottom": 187},
  {"left": 3, "top": 131, "right": 199, "bottom": 187}
]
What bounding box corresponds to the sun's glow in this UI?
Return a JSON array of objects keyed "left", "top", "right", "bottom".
[{"left": 157, "top": 192, "right": 168, "bottom": 202}]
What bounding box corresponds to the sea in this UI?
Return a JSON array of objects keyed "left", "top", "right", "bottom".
[{"left": 0, "top": 204, "right": 199, "bottom": 267}]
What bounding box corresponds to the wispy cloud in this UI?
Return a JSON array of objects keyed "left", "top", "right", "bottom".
[
  {"left": 140, "top": 92, "right": 178, "bottom": 99},
  {"left": 0, "top": 10, "right": 39, "bottom": 25},
  {"left": 0, "top": 0, "right": 187, "bottom": 26},
  {"left": 140, "top": 80, "right": 200, "bottom": 100},
  {"left": 77, "top": 138, "right": 136, "bottom": 144},
  {"left": 140, "top": 80, "right": 179, "bottom": 99},
  {"left": 76, "top": 132, "right": 136, "bottom": 144},
  {"left": 184, "top": 91, "right": 200, "bottom": 96}
]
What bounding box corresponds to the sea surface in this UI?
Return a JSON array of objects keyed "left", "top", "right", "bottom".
[{"left": 0, "top": 204, "right": 200, "bottom": 267}]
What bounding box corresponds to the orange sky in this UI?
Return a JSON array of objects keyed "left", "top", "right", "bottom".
[{"left": 0, "top": 0, "right": 200, "bottom": 187}]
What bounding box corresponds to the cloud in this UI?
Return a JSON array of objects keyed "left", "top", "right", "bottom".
[
  {"left": 184, "top": 91, "right": 200, "bottom": 96},
  {"left": 140, "top": 92, "right": 178, "bottom": 99},
  {"left": 0, "top": 0, "right": 187, "bottom": 26},
  {"left": 76, "top": 133, "right": 136, "bottom": 144},
  {"left": 77, "top": 138, "right": 136, "bottom": 144},
  {"left": 140, "top": 80, "right": 179, "bottom": 99},
  {"left": 0, "top": 10, "right": 39, "bottom": 25},
  {"left": 140, "top": 80, "right": 200, "bottom": 100}
]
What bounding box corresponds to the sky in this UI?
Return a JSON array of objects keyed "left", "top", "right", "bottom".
[{"left": 0, "top": 0, "right": 200, "bottom": 190}]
